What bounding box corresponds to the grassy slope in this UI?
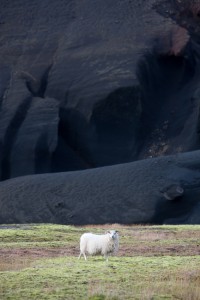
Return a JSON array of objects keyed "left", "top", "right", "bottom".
[{"left": 0, "top": 224, "right": 200, "bottom": 300}]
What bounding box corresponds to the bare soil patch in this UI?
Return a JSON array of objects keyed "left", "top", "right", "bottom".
[
  {"left": 1, "top": 225, "right": 200, "bottom": 272},
  {"left": 0, "top": 247, "right": 78, "bottom": 271}
]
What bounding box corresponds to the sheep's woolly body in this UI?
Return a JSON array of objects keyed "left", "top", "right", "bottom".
[
  {"left": 78, "top": 230, "right": 119, "bottom": 261},
  {"left": 80, "top": 233, "right": 117, "bottom": 255}
]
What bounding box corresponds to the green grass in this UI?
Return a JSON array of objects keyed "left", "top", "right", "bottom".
[
  {"left": 0, "top": 224, "right": 200, "bottom": 299},
  {"left": 0, "top": 224, "right": 81, "bottom": 246}
]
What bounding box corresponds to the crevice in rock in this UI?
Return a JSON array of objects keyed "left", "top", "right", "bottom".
[
  {"left": 35, "top": 132, "right": 51, "bottom": 174},
  {"left": 136, "top": 45, "right": 197, "bottom": 158},
  {"left": 51, "top": 107, "right": 94, "bottom": 172},
  {"left": 0, "top": 65, "right": 12, "bottom": 112},
  {"left": 1, "top": 97, "right": 32, "bottom": 180},
  {"left": 91, "top": 86, "right": 142, "bottom": 165},
  {"left": 25, "top": 65, "right": 52, "bottom": 98}
]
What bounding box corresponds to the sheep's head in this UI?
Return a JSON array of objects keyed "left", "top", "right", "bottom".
[{"left": 106, "top": 230, "right": 119, "bottom": 240}]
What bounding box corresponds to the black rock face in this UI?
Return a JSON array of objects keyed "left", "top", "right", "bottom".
[
  {"left": 0, "top": 0, "right": 200, "bottom": 224},
  {"left": 0, "top": 0, "right": 200, "bottom": 178}
]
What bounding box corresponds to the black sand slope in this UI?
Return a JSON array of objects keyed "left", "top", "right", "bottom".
[{"left": 0, "top": 150, "right": 199, "bottom": 225}]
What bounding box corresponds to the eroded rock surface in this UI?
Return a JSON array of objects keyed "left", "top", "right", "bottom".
[
  {"left": 0, "top": 0, "right": 200, "bottom": 224},
  {"left": 0, "top": 0, "right": 200, "bottom": 178}
]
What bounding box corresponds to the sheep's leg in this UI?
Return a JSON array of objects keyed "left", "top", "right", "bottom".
[
  {"left": 104, "top": 255, "right": 109, "bottom": 262},
  {"left": 78, "top": 252, "right": 87, "bottom": 260}
]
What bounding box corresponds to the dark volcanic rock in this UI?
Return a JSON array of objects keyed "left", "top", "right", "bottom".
[
  {"left": 0, "top": 151, "right": 199, "bottom": 225},
  {"left": 161, "top": 184, "right": 184, "bottom": 201},
  {"left": 1, "top": 0, "right": 200, "bottom": 177},
  {"left": 0, "top": 0, "right": 200, "bottom": 225}
]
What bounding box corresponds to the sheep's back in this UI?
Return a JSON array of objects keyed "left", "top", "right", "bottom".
[{"left": 89, "top": 234, "right": 107, "bottom": 254}]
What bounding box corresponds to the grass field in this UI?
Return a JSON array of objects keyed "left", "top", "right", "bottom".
[{"left": 0, "top": 224, "right": 200, "bottom": 299}]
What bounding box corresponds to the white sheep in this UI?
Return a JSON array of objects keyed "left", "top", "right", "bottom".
[{"left": 78, "top": 230, "right": 119, "bottom": 261}]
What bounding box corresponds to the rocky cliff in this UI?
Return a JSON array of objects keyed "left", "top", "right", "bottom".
[{"left": 0, "top": 0, "right": 200, "bottom": 224}]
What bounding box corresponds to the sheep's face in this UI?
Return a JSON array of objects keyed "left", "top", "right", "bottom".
[{"left": 106, "top": 230, "right": 119, "bottom": 240}]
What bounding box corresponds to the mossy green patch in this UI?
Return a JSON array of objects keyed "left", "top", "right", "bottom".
[
  {"left": 0, "top": 224, "right": 200, "bottom": 299},
  {"left": 1, "top": 256, "right": 200, "bottom": 299},
  {"left": 0, "top": 224, "right": 82, "bottom": 248}
]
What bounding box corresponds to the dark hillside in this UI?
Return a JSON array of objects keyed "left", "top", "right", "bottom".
[
  {"left": 0, "top": 0, "right": 200, "bottom": 224},
  {"left": 0, "top": 151, "right": 199, "bottom": 224},
  {"left": 0, "top": 0, "right": 200, "bottom": 178}
]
